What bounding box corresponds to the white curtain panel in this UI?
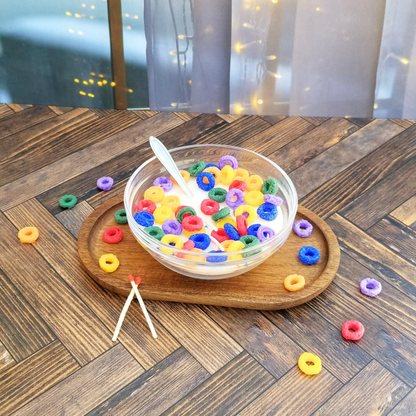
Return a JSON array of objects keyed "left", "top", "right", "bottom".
[{"left": 144, "top": 0, "right": 416, "bottom": 118}]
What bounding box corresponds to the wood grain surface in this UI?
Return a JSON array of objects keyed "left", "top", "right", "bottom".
[{"left": 0, "top": 104, "right": 415, "bottom": 416}]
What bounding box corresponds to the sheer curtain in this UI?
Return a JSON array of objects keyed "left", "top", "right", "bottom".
[{"left": 144, "top": 0, "right": 416, "bottom": 118}]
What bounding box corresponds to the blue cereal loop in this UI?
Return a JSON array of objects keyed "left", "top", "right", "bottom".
[
  {"left": 134, "top": 211, "right": 154, "bottom": 227},
  {"left": 299, "top": 246, "right": 320, "bottom": 265},
  {"left": 205, "top": 163, "right": 219, "bottom": 169},
  {"left": 189, "top": 233, "right": 211, "bottom": 250},
  {"left": 196, "top": 172, "right": 216, "bottom": 191},
  {"left": 247, "top": 223, "right": 261, "bottom": 237},
  {"left": 257, "top": 203, "right": 278, "bottom": 221},
  {"left": 224, "top": 223, "right": 240, "bottom": 240},
  {"left": 206, "top": 250, "right": 227, "bottom": 263}
]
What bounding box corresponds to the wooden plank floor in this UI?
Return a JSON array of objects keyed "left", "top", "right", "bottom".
[{"left": 0, "top": 104, "right": 415, "bottom": 416}]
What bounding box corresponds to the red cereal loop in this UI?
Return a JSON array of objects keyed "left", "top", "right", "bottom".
[
  {"left": 182, "top": 215, "right": 203, "bottom": 232},
  {"left": 136, "top": 199, "right": 156, "bottom": 214},
  {"left": 236, "top": 215, "right": 248, "bottom": 236},
  {"left": 229, "top": 180, "right": 247, "bottom": 192},
  {"left": 175, "top": 205, "right": 188, "bottom": 217},
  {"left": 177, "top": 240, "right": 195, "bottom": 258},
  {"left": 200, "top": 199, "right": 220, "bottom": 215},
  {"left": 103, "top": 227, "right": 123, "bottom": 243},
  {"left": 211, "top": 228, "right": 229, "bottom": 243},
  {"left": 342, "top": 320, "right": 365, "bottom": 341}
]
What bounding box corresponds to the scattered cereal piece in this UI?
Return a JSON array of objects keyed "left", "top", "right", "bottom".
[
  {"left": 103, "top": 227, "right": 123, "bottom": 243},
  {"left": 284, "top": 274, "right": 305, "bottom": 292},
  {"left": 99, "top": 253, "right": 120, "bottom": 273},
  {"left": 97, "top": 176, "right": 114, "bottom": 191},
  {"left": 360, "top": 278, "right": 382, "bottom": 297},
  {"left": 342, "top": 320, "right": 365, "bottom": 341},
  {"left": 298, "top": 352, "right": 322, "bottom": 375},
  {"left": 18, "top": 227, "right": 39, "bottom": 243},
  {"left": 293, "top": 219, "right": 313, "bottom": 237},
  {"left": 299, "top": 246, "right": 320, "bottom": 265},
  {"left": 59, "top": 194, "right": 77, "bottom": 209},
  {"left": 114, "top": 209, "right": 128, "bottom": 224}
]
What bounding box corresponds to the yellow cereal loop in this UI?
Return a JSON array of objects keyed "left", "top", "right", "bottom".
[
  {"left": 144, "top": 186, "right": 165, "bottom": 203},
  {"left": 184, "top": 227, "right": 206, "bottom": 238},
  {"left": 235, "top": 205, "right": 257, "bottom": 225},
  {"left": 244, "top": 190, "right": 264, "bottom": 207},
  {"left": 162, "top": 195, "right": 181, "bottom": 211},
  {"left": 234, "top": 168, "right": 249, "bottom": 181},
  {"left": 217, "top": 218, "right": 237, "bottom": 228},
  {"left": 160, "top": 234, "right": 184, "bottom": 254},
  {"left": 245, "top": 175, "right": 264, "bottom": 192},
  {"left": 221, "top": 239, "right": 234, "bottom": 249},
  {"left": 203, "top": 166, "right": 221, "bottom": 184},
  {"left": 99, "top": 254, "right": 120, "bottom": 273},
  {"left": 153, "top": 206, "right": 173, "bottom": 224},
  {"left": 171, "top": 170, "right": 190, "bottom": 184},
  {"left": 227, "top": 240, "right": 245, "bottom": 261},
  {"left": 298, "top": 352, "right": 322, "bottom": 375},
  {"left": 18, "top": 227, "right": 39, "bottom": 243},
  {"left": 284, "top": 274, "right": 305, "bottom": 292},
  {"left": 220, "top": 165, "right": 235, "bottom": 186},
  {"left": 184, "top": 248, "right": 205, "bottom": 262}
]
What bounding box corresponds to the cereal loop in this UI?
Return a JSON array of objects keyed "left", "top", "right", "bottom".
[
  {"left": 171, "top": 170, "right": 191, "bottom": 184},
  {"left": 103, "top": 227, "right": 123, "bottom": 244},
  {"left": 176, "top": 207, "right": 197, "bottom": 223},
  {"left": 99, "top": 254, "right": 120, "bottom": 273},
  {"left": 144, "top": 226, "right": 164, "bottom": 241},
  {"left": 212, "top": 207, "right": 231, "bottom": 222},
  {"left": 188, "top": 161, "right": 206, "bottom": 177},
  {"left": 114, "top": 209, "right": 128, "bottom": 224},
  {"left": 18, "top": 227, "right": 39, "bottom": 243},
  {"left": 234, "top": 168, "right": 249, "bottom": 182},
  {"left": 203, "top": 166, "right": 221, "bottom": 184},
  {"left": 342, "top": 320, "right": 365, "bottom": 341},
  {"left": 244, "top": 190, "right": 264, "bottom": 207},
  {"left": 162, "top": 195, "right": 181, "bottom": 211},
  {"left": 284, "top": 274, "right": 305, "bottom": 292},
  {"left": 221, "top": 240, "right": 234, "bottom": 249},
  {"left": 201, "top": 199, "right": 220, "bottom": 215},
  {"left": 217, "top": 217, "right": 237, "bottom": 229},
  {"left": 298, "top": 352, "right": 322, "bottom": 375},
  {"left": 136, "top": 199, "right": 156, "bottom": 214},
  {"left": 182, "top": 215, "right": 203, "bottom": 232},
  {"left": 184, "top": 248, "right": 205, "bottom": 262},
  {"left": 229, "top": 180, "right": 247, "bottom": 192},
  {"left": 59, "top": 194, "right": 77, "bottom": 209},
  {"left": 211, "top": 228, "right": 229, "bottom": 243},
  {"left": 153, "top": 206, "right": 173, "bottom": 224},
  {"left": 160, "top": 234, "right": 184, "bottom": 254},
  {"left": 235, "top": 205, "right": 256, "bottom": 225},
  {"left": 245, "top": 175, "right": 264, "bottom": 192},
  {"left": 144, "top": 186, "right": 165, "bottom": 203},
  {"left": 227, "top": 240, "right": 245, "bottom": 261},
  {"left": 220, "top": 165, "right": 235, "bottom": 186},
  {"left": 208, "top": 187, "right": 227, "bottom": 203}
]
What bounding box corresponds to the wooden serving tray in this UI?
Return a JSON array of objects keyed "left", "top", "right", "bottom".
[{"left": 78, "top": 195, "right": 340, "bottom": 310}]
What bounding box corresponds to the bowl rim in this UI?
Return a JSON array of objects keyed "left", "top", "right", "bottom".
[{"left": 124, "top": 143, "right": 298, "bottom": 258}]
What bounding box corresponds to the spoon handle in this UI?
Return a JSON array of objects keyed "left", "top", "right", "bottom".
[{"left": 149, "top": 136, "right": 194, "bottom": 198}]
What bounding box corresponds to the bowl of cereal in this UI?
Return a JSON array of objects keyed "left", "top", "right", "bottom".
[{"left": 124, "top": 144, "right": 297, "bottom": 280}]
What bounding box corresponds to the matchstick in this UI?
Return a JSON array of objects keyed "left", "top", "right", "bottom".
[
  {"left": 130, "top": 276, "right": 158, "bottom": 339},
  {"left": 112, "top": 286, "right": 135, "bottom": 342}
]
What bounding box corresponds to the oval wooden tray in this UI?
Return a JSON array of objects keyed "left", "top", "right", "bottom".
[{"left": 78, "top": 195, "right": 340, "bottom": 310}]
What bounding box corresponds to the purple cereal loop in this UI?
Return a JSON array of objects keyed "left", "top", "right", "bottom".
[
  {"left": 360, "top": 278, "right": 382, "bottom": 297},
  {"left": 218, "top": 155, "right": 238, "bottom": 170},
  {"left": 153, "top": 176, "right": 173, "bottom": 192},
  {"left": 226, "top": 188, "right": 244, "bottom": 208},
  {"left": 162, "top": 219, "right": 182, "bottom": 236},
  {"left": 97, "top": 176, "right": 114, "bottom": 191},
  {"left": 257, "top": 225, "right": 275, "bottom": 242},
  {"left": 293, "top": 219, "right": 313, "bottom": 238},
  {"left": 264, "top": 194, "right": 283, "bottom": 207},
  {"left": 233, "top": 203, "right": 249, "bottom": 216}
]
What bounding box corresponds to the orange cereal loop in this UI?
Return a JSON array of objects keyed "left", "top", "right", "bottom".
[
  {"left": 234, "top": 168, "right": 249, "bottom": 181},
  {"left": 18, "top": 227, "right": 39, "bottom": 243},
  {"left": 203, "top": 166, "right": 221, "bottom": 184},
  {"left": 245, "top": 175, "right": 264, "bottom": 192},
  {"left": 221, "top": 239, "right": 234, "bottom": 249},
  {"left": 171, "top": 170, "right": 190, "bottom": 185},
  {"left": 184, "top": 248, "right": 205, "bottom": 262},
  {"left": 284, "top": 274, "right": 305, "bottom": 292},
  {"left": 144, "top": 186, "right": 165, "bottom": 203},
  {"left": 162, "top": 195, "right": 181, "bottom": 211},
  {"left": 220, "top": 165, "right": 235, "bottom": 186}
]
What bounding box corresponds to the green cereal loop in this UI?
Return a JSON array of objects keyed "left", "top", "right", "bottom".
[
  {"left": 176, "top": 207, "right": 196, "bottom": 223},
  {"left": 212, "top": 207, "right": 230, "bottom": 222},
  {"left": 144, "top": 226, "right": 164, "bottom": 241},
  {"left": 208, "top": 187, "right": 227, "bottom": 203},
  {"left": 240, "top": 235, "right": 261, "bottom": 258},
  {"left": 59, "top": 194, "right": 77, "bottom": 209},
  {"left": 261, "top": 178, "right": 278, "bottom": 195},
  {"left": 188, "top": 161, "right": 206, "bottom": 177},
  {"left": 114, "top": 209, "right": 128, "bottom": 224}
]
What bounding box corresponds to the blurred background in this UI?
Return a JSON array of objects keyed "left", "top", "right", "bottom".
[{"left": 1, "top": 0, "right": 416, "bottom": 118}]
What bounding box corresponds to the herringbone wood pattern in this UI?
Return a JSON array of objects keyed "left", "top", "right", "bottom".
[{"left": 0, "top": 104, "right": 415, "bottom": 416}]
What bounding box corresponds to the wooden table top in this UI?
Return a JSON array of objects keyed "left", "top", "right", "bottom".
[{"left": 0, "top": 103, "right": 415, "bottom": 416}]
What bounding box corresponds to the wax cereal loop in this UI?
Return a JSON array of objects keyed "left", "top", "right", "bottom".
[
  {"left": 136, "top": 199, "right": 156, "bottom": 214},
  {"left": 235, "top": 205, "right": 256, "bottom": 225},
  {"left": 144, "top": 186, "right": 165, "bottom": 203},
  {"left": 171, "top": 170, "right": 190, "bottom": 184},
  {"left": 153, "top": 176, "right": 173, "bottom": 192},
  {"left": 144, "top": 226, "right": 164, "bottom": 241},
  {"left": 217, "top": 217, "right": 237, "bottom": 229},
  {"left": 99, "top": 254, "right": 120, "bottom": 273},
  {"left": 97, "top": 176, "right": 114, "bottom": 191},
  {"left": 227, "top": 240, "right": 245, "bottom": 261},
  {"left": 284, "top": 274, "right": 305, "bottom": 292},
  {"left": 245, "top": 175, "right": 264, "bottom": 192},
  {"left": 188, "top": 161, "right": 206, "bottom": 177},
  {"left": 299, "top": 246, "right": 320, "bottom": 265},
  {"left": 162, "top": 195, "right": 181, "bottom": 211},
  {"left": 293, "top": 219, "right": 313, "bottom": 237},
  {"left": 203, "top": 166, "right": 221, "bottom": 184},
  {"left": 102, "top": 227, "right": 123, "bottom": 244},
  {"left": 59, "top": 194, "right": 77, "bottom": 209},
  {"left": 160, "top": 234, "right": 184, "bottom": 254},
  {"left": 153, "top": 206, "right": 173, "bottom": 224},
  {"left": 244, "top": 190, "right": 264, "bottom": 207},
  {"left": 208, "top": 187, "right": 227, "bottom": 203},
  {"left": 219, "top": 155, "right": 238, "bottom": 170},
  {"left": 220, "top": 165, "right": 235, "bottom": 186},
  {"left": 261, "top": 178, "right": 278, "bottom": 195},
  {"left": 233, "top": 168, "right": 249, "bottom": 182},
  {"left": 134, "top": 211, "right": 155, "bottom": 227},
  {"left": 18, "top": 227, "right": 39, "bottom": 243},
  {"left": 298, "top": 352, "right": 322, "bottom": 375},
  {"left": 114, "top": 209, "right": 128, "bottom": 224},
  {"left": 360, "top": 278, "right": 382, "bottom": 297},
  {"left": 342, "top": 320, "right": 365, "bottom": 341},
  {"left": 212, "top": 207, "right": 231, "bottom": 222}
]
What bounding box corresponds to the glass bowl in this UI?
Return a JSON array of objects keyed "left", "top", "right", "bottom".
[{"left": 124, "top": 144, "right": 298, "bottom": 280}]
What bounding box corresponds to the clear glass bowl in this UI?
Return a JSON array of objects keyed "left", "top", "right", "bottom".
[{"left": 124, "top": 144, "right": 298, "bottom": 280}]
